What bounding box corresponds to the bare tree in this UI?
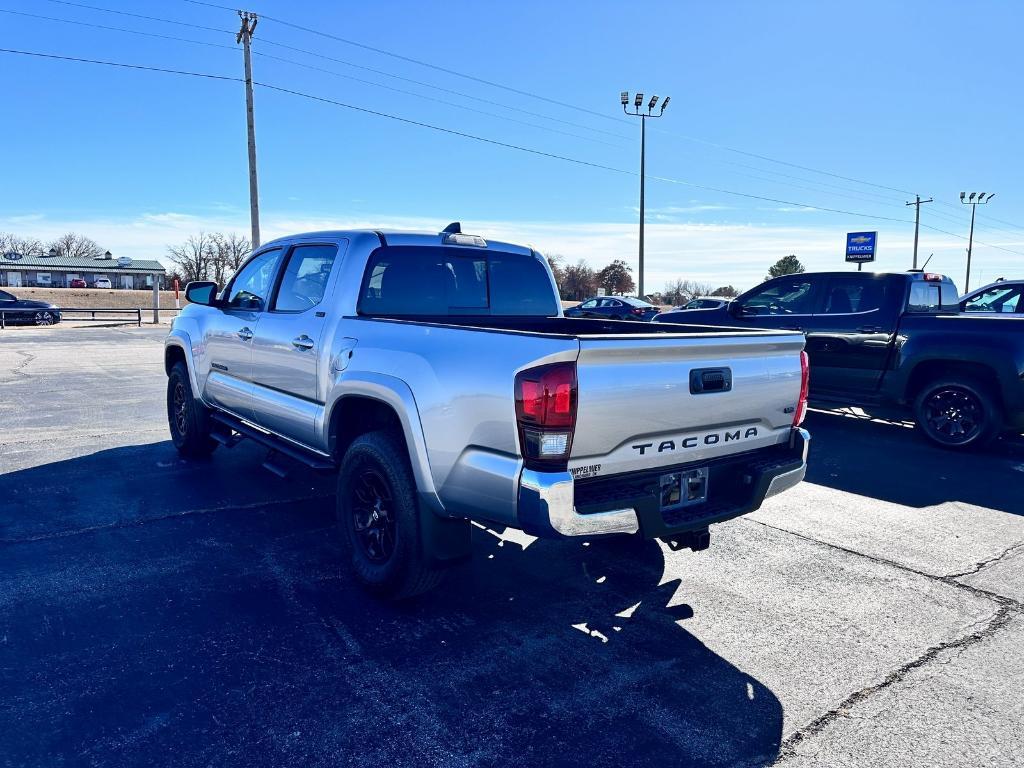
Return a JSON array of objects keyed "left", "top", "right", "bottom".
[
  {"left": 663, "top": 279, "right": 715, "bottom": 305},
  {"left": 561, "top": 260, "right": 597, "bottom": 301},
  {"left": 544, "top": 252, "right": 565, "bottom": 298},
  {"left": 0, "top": 232, "right": 45, "bottom": 257},
  {"left": 48, "top": 232, "right": 104, "bottom": 259},
  {"left": 210, "top": 232, "right": 251, "bottom": 286},
  {"left": 167, "top": 232, "right": 216, "bottom": 284}
]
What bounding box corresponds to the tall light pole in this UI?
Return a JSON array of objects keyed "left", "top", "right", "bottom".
[
  {"left": 621, "top": 91, "right": 670, "bottom": 300},
  {"left": 959, "top": 191, "right": 994, "bottom": 292}
]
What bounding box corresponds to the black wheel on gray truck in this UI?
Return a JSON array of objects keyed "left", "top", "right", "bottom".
[
  {"left": 166, "top": 361, "right": 218, "bottom": 458},
  {"left": 914, "top": 377, "right": 1001, "bottom": 450},
  {"left": 337, "top": 430, "right": 444, "bottom": 599}
]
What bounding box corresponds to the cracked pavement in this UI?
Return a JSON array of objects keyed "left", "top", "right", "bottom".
[{"left": 1, "top": 326, "right": 1023, "bottom": 767}]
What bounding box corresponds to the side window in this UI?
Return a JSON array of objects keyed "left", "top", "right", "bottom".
[
  {"left": 963, "top": 286, "right": 1022, "bottom": 313},
  {"left": 819, "top": 279, "right": 885, "bottom": 315},
  {"left": 741, "top": 278, "right": 817, "bottom": 316},
  {"left": 0, "top": 290, "right": 14, "bottom": 302},
  {"left": 226, "top": 248, "right": 283, "bottom": 310},
  {"left": 580, "top": 299, "right": 597, "bottom": 309},
  {"left": 273, "top": 244, "right": 338, "bottom": 312}
]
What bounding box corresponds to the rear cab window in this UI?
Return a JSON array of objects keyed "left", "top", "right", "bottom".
[
  {"left": 358, "top": 246, "right": 558, "bottom": 317},
  {"left": 906, "top": 279, "right": 959, "bottom": 313}
]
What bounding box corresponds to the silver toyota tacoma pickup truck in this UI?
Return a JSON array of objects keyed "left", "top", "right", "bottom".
[{"left": 164, "top": 224, "right": 810, "bottom": 598}]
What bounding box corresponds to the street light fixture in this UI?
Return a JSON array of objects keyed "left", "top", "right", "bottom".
[
  {"left": 621, "top": 89, "right": 671, "bottom": 300},
  {"left": 960, "top": 191, "right": 995, "bottom": 292}
]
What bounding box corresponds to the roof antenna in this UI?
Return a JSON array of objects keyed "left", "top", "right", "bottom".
[
  {"left": 441, "top": 222, "right": 461, "bottom": 234},
  {"left": 921, "top": 253, "right": 934, "bottom": 270}
]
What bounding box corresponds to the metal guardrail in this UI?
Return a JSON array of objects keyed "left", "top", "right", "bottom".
[{"left": 1, "top": 307, "right": 142, "bottom": 329}]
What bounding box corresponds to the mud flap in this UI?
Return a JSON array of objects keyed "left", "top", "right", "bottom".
[{"left": 418, "top": 493, "right": 472, "bottom": 566}]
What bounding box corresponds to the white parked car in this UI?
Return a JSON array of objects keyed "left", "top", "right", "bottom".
[
  {"left": 93, "top": 278, "right": 112, "bottom": 289},
  {"left": 676, "top": 296, "right": 729, "bottom": 311}
]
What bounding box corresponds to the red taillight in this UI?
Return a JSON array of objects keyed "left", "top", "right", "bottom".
[
  {"left": 923, "top": 272, "right": 943, "bottom": 282},
  {"left": 631, "top": 307, "right": 645, "bottom": 315},
  {"left": 515, "top": 362, "right": 577, "bottom": 468},
  {"left": 793, "top": 350, "right": 809, "bottom": 426}
]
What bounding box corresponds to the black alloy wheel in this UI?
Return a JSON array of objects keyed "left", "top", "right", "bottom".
[
  {"left": 172, "top": 379, "right": 189, "bottom": 438},
  {"left": 922, "top": 387, "right": 982, "bottom": 443},
  {"left": 350, "top": 465, "right": 397, "bottom": 563},
  {"left": 914, "top": 377, "right": 1000, "bottom": 450},
  {"left": 34, "top": 311, "right": 54, "bottom": 326}
]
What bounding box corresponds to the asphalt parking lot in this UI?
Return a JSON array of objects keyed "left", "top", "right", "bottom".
[{"left": 2, "top": 326, "right": 1023, "bottom": 768}]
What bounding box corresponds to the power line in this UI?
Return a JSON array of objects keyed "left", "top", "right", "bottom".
[
  {"left": 253, "top": 50, "right": 621, "bottom": 147},
  {"left": 253, "top": 38, "right": 630, "bottom": 140},
  {"left": 918, "top": 222, "right": 1024, "bottom": 257},
  {"left": 42, "top": 0, "right": 630, "bottom": 140},
  {"left": 61, "top": 0, "right": 957, "bottom": 213},
  {"left": 42, "top": 0, "right": 230, "bottom": 33},
  {"left": 4, "top": 43, "right": 1022, "bottom": 256},
  {"left": 0, "top": 46, "right": 241, "bottom": 82},
  {"left": 175, "top": 0, "right": 925, "bottom": 199},
  {"left": 0, "top": 7, "right": 236, "bottom": 51},
  {"left": 6, "top": 4, "right": 622, "bottom": 145}
]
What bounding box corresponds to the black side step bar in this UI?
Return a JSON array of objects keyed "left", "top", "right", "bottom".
[{"left": 209, "top": 411, "right": 336, "bottom": 471}]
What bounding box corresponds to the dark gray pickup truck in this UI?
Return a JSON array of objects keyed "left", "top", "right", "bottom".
[{"left": 656, "top": 270, "right": 1024, "bottom": 449}]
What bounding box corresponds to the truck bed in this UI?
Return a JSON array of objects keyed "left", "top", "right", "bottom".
[{"left": 355, "top": 314, "right": 778, "bottom": 338}]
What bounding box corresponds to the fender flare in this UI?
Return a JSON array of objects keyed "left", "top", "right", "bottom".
[
  {"left": 164, "top": 328, "right": 203, "bottom": 400},
  {"left": 323, "top": 371, "right": 440, "bottom": 503}
]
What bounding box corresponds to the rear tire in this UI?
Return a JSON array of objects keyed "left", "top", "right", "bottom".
[
  {"left": 337, "top": 431, "right": 444, "bottom": 599},
  {"left": 166, "top": 361, "right": 218, "bottom": 458},
  {"left": 913, "top": 377, "right": 1001, "bottom": 450}
]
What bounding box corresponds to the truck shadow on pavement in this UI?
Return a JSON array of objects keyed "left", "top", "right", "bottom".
[
  {"left": 804, "top": 408, "right": 1024, "bottom": 515},
  {"left": 1, "top": 441, "right": 783, "bottom": 768}
]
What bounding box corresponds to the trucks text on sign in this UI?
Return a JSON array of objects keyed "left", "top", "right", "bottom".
[{"left": 845, "top": 232, "right": 877, "bottom": 263}]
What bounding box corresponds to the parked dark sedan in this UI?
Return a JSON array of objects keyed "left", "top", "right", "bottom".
[
  {"left": 564, "top": 295, "right": 660, "bottom": 321},
  {"left": 0, "top": 289, "right": 61, "bottom": 326}
]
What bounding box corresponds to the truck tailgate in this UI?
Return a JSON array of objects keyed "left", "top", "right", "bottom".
[{"left": 570, "top": 332, "right": 804, "bottom": 479}]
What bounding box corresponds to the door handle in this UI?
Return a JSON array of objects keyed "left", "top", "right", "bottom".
[
  {"left": 857, "top": 326, "right": 883, "bottom": 333},
  {"left": 292, "top": 335, "right": 314, "bottom": 350},
  {"left": 783, "top": 326, "right": 803, "bottom": 331},
  {"left": 237, "top": 327, "right": 253, "bottom": 341}
]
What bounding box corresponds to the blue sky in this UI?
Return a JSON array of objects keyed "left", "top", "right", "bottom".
[{"left": 1, "top": 0, "right": 1021, "bottom": 290}]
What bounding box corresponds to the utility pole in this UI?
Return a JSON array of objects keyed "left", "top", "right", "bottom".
[
  {"left": 904, "top": 194, "right": 932, "bottom": 269},
  {"left": 237, "top": 11, "right": 261, "bottom": 249},
  {"left": 959, "top": 192, "right": 995, "bottom": 292},
  {"left": 620, "top": 91, "right": 670, "bottom": 300}
]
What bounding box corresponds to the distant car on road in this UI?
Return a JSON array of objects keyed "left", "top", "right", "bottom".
[
  {"left": 69, "top": 278, "right": 88, "bottom": 288},
  {"left": 960, "top": 279, "right": 1023, "bottom": 315},
  {"left": 93, "top": 278, "right": 112, "bottom": 289},
  {"left": 0, "top": 289, "right": 61, "bottom": 325},
  {"left": 564, "top": 295, "right": 660, "bottom": 321},
  {"left": 676, "top": 296, "right": 730, "bottom": 311}
]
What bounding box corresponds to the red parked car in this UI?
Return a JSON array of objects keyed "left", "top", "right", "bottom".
[{"left": 69, "top": 278, "right": 87, "bottom": 288}]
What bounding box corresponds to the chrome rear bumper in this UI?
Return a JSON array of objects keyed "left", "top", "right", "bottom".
[{"left": 517, "top": 428, "right": 810, "bottom": 539}]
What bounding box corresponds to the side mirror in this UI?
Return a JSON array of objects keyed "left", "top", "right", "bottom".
[
  {"left": 184, "top": 281, "right": 219, "bottom": 306},
  {"left": 728, "top": 300, "right": 744, "bottom": 318}
]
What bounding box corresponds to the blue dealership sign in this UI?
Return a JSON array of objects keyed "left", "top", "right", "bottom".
[{"left": 845, "top": 231, "right": 877, "bottom": 262}]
